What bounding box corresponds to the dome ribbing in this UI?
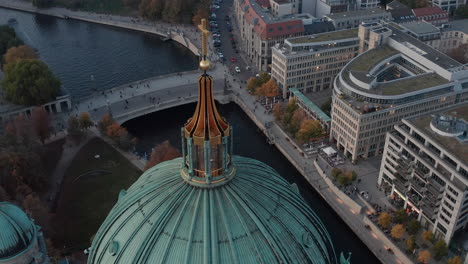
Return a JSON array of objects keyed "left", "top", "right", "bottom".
[
  {"left": 88, "top": 157, "right": 337, "bottom": 264},
  {"left": 0, "top": 202, "right": 36, "bottom": 260}
]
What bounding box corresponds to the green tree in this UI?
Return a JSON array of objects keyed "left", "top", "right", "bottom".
[
  {"left": 421, "top": 230, "right": 434, "bottom": 244},
  {"left": 406, "top": 235, "right": 416, "bottom": 252},
  {"left": 2, "top": 59, "right": 60, "bottom": 106},
  {"left": 447, "top": 256, "right": 463, "bottom": 264},
  {"left": 432, "top": 240, "right": 448, "bottom": 260},
  {"left": 78, "top": 112, "right": 93, "bottom": 131},
  {"left": 0, "top": 25, "right": 23, "bottom": 58},
  {"left": 407, "top": 219, "right": 421, "bottom": 235},
  {"left": 455, "top": 4, "right": 468, "bottom": 18},
  {"left": 391, "top": 224, "right": 405, "bottom": 239},
  {"left": 378, "top": 212, "right": 392, "bottom": 229}
]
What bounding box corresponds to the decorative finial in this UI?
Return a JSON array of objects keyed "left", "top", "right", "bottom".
[{"left": 198, "top": 19, "right": 211, "bottom": 71}]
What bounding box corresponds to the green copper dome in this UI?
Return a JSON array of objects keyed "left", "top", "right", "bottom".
[
  {"left": 88, "top": 156, "right": 338, "bottom": 264},
  {"left": 0, "top": 202, "right": 36, "bottom": 260}
]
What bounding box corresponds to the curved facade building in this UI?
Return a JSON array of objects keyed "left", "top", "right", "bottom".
[
  {"left": 330, "top": 22, "right": 468, "bottom": 162},
  {"left": 88, "top": 20, "right": 349, "bottom": 264},
  {"left": 0, "top": 202, "right": 50, "bottom": 264}
]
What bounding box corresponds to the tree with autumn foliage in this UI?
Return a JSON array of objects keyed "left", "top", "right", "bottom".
[
  {"left": 98, "top": 114, "right": 115, "bottom": 134},
  {"left": 256, "top": 79, "right": 279, "bottom": 98},
  {"left": 106, "top": 123, "right": 124, "bottom": 142},
  {"left": 78, "top": 112, "right": 93, "bottom": 131},
  {"left": 447, "top": 256, "right": 463, "bottom": 264},
  {"left": 105, "top": 123, "right": 136, "bottom": 150},
  {"left": 417, "top": 250, "right": 431, "bottom": 264},
  {"left": 421, "top": 230, "right": 434, "bottom": 243},
  {"left": 296, "top": 119, "right": 323, "bottom": 143},
  {"left": 378, "top": 212, "right": 392, "bottom": 229},
  {"left": 192, "top": 0, "right": 209, "bottom": 26},
  {"left": 272, "top": 102, "right": 286, "bottom": 122},
  {"left": 31, "top": 107, "right": 50, "bottom": 144},
  {"left": 3, "top": 45, "right": 38, "bottom": 69},
  {"left": 391, "top": 224, "right": 405, "bottom": 240},
  {"left": 247, "top": 72, "right": 270, "bottom": 94},
  {"left": 288, "top": 108, "right": 306, "bottom": 135},
  {"left": 145, "top": 140, "right": 181, "bottom": 170},
  {"left": 67, "top": 116, "right": 83, "bottom": 140}
]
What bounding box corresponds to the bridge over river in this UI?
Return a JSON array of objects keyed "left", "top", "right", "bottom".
[{"left": 71, "top": 66, "right": 229, "bottom": 124}]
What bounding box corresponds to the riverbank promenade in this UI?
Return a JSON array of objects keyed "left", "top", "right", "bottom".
[{"left": 0, "top": 0, "right": 213, "bottom": 57}]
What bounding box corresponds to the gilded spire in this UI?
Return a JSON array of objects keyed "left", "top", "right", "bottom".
[
  {"left": 198, "top": 19, "right": 211, "bottom": 71},
  {"left": 180, "top": 19, "right": 233, "bottom": 185}
]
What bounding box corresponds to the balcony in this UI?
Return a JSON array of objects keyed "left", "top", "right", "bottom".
[
  {"left": 435, "top": 164, "right": 451, "bottom": 178},
  {"left": 427, "top": 177, "right": 445, "bottom": 192},
  {"left": 394, "top": 180, "right": 409, "bottom": 194},
  {"left": 421, "top": 204, "right": 439, "bottom": 219}
]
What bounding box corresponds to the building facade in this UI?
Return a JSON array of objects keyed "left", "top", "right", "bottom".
[
  {"left": 439, "top": 19, "right": 468, "bottom": 54},
  {"left": 271, "top": 28, "right": 359, "bottom": 97},
  {"left": 428, "top": 0, "right": 466, "bottom": 15},
  {"left": 234, "top": 0, "right": 311, "bottom": 71},
  {"left": 377, "top": 106, "right": 468, "bottom": 243},
  {"left": 330, "top": 22, "right": 468, "bottom": 163},
  {"left": 324, "top": 8, "right": 391, "bottom": 30}
]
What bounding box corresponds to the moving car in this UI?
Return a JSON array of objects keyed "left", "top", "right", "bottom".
[
  {"left": 235, "top": 66, "right": 241, "bottom": 73},
  {"left": 230, "top": 57, "right": 237, "bottom": 62}
]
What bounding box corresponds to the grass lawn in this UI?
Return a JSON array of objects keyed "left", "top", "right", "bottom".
[
  {"left": 38, "top": 138, "right": 66, "bottom": 196},
  {"left": 53, "top": 137, "right": 142, "bottom": 250}
]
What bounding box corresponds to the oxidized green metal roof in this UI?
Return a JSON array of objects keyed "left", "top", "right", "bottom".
[
  {"left": 290, "top": 88, "right": 331, "bottom": 122},
  {"left": 0, "top": 202, "right": 36, "bottom": 260},
  {"left": 88, "top": 156, "right": 338, "bottom": 264}
]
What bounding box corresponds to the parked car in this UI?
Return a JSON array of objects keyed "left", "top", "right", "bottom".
[
  {"left": 230, "top": 57, "right": 237, "bottom": 62},
  {"left": 218, "top": 52, "right": 224, "bottom": 58},
  {"left": 235, "top": 66, "right": 241, "bottom": 73}
]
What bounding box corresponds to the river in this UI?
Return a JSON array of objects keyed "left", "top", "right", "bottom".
[
  {"left": 1, "top": 7, "right": 379, "bottom": 263},
  {"left": 0, "top": 8, "right": 198, "bottom": 100}
]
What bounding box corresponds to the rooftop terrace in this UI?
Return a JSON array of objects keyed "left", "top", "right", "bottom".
[
  {"left": 288, "top": 28, "right": 358, "bottom": 44},
  {"left": 375, "top": 73, "right": 449, "bottom": 95},
  {"left": 347, "top": 46, "right": 398, "bottom": 72},
  {"left": 409, "top": 104, "right": 468, "bottom": 165}
]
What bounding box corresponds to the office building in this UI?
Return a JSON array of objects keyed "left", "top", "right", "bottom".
[
  {"left": 330, "top": 22, "right": 468, "bottom": 162},
  {"left": 324, "top": 8, "right": 392, "bottom": 30},
  {"left": 271, "top": 28, "right": 359, "bottom": 97}
]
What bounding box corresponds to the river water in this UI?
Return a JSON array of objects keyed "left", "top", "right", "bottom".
[
  {"left": 0, "top": 8, "right": 198, "bottom": 100},
  {"left": 1, "top": 7, "right": 379, "bottom": 263}
]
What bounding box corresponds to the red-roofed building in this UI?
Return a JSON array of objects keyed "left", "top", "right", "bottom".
[
  {"left": 234, "top": 0, "right": 306, "bottom": 70},
  {"left": 412, "top": 6, "right": 448, "bottom": 26}
]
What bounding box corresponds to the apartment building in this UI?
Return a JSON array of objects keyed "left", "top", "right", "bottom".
[
  {"left": 377, "top": 105, "right": 468, "bottom": 243},
  {"left": 412, "top": 6, "right": 449, "bottom": 26},
  {"left": 234, "top": 0, "right": 314, "bottom": 71},
  {"left": 271, "top": 28, "right": 359, "bottom": 98},
  {"left": 386, "top": 0, "right": 417, "bottom": 23},
  {"left": 330, "top": 22, "right": 468, "bottom": 163},
  {"left": 324, "top": 8, "right": 392, "bottom": 30}
]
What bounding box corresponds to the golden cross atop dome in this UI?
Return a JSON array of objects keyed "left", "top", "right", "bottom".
[{"left": 198, "top": 19, "right": 211, "bottom": 71}]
